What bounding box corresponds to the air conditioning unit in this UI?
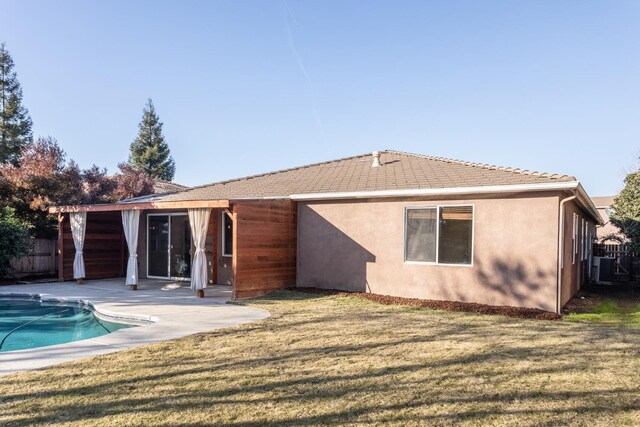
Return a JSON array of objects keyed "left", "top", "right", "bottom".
[{"left": 592, "top": 256, "right": 615, "bottom": 283}]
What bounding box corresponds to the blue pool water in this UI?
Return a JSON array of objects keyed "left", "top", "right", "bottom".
[{"left": 0, "top": 297, "right": 135, "bottom": 352}]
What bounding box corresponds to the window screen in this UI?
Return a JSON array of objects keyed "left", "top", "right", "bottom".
[
  {"left": 438, "top": 206, "right": 473, "bottom": 265},
  {"left": 405, "top": 208, "right": 437, "bottom": 262}
]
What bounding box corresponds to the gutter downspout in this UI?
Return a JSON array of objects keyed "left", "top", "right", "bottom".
[{"left": 557, "top": 194, "right": 577, "bottom": 315}]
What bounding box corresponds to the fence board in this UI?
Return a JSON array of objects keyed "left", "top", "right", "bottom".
[
  {"left": 594, "top": 243, "right": 638, "bottom": 279},
  {"left": 10, "top": 239, "right": 57, "bottom": 277}
]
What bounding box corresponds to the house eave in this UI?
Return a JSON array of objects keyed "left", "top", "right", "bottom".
[
  {"left": 290, "top": 182, "right": 578, "bottom": 200},
  {"left": 290, "top": 181, "right": 604, "bottom": 225}
]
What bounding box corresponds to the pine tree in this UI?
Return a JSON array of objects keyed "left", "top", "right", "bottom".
[
  {"left": 0, "top": 42, "right": 33, "bottom": 165},
  {"left": 128, "top": 99, "right": 175, "bottom": 181}
]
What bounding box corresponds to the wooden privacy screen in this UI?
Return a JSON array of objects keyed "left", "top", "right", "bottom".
[
  {"left": 233, "top": 200, "right": 297, "bottom": 298},
  {"left": 59, "top": 211, "right": 126, "bottom": 281}
]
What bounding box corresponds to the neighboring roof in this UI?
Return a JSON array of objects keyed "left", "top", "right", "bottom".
[
  {"left": 124, "top": 150, "right": 576, "bottom": 203},
  {"left": 591, "top": 195, "right": 618, "bottom": 208},
  {"left": 152, "top": 180, "right": 188, "bottom": 194}
]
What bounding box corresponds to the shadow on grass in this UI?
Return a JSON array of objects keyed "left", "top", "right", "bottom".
[{"left": 2, "top": 291, "right": 640, "bottom": 426}]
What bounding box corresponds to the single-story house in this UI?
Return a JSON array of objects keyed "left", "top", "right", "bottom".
[
  {"left": 592, "top": 195, "right": 625, "bottom": 244},
  {"left": 50, "top": 150, "right": 602, "bottom": 314}
]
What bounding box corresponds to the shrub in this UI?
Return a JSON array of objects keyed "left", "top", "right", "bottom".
[{"left": 0, "top": 206, "right": 32, "bottom": 278}]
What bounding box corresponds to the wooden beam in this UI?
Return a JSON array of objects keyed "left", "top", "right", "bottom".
[
  {"left": 49, "top": 200, "right": 229, "bottom": 214},
  {"left": 57, "top": 213, "right": 64, "bottom": 282},
  {"left": 224, "top": 208, "right": 233, "bottom": 220}
]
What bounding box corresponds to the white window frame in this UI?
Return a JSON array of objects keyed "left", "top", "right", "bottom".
[
  {"left": 582, "top": 219, "right": 587, "bottom": 261},
  {"left": 571, "top": 212, "right": 578, "bottom": 264},
  {"left": 403, "top": 204, "right": 475, "bottom": 267},
  {"left": 221, "top": 211, "right": 233, "bottom": 257}
]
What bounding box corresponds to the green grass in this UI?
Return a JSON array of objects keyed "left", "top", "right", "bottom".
[
  {"left": 1, "top": 290, "right": 640, "bottom": 426},
  {"left": 564, "top": 300, "right": 640, "bottom": 326}
]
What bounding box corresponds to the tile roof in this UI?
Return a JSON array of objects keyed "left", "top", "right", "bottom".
[
  {"left": 125, "top": 150, "right": 577, "bottom": 203},
  {"left": 591, "top": 195, "right": 618, "bottom": 208},
  {"left": 152, "top": 180, "right": 188, "bottom": 194}
]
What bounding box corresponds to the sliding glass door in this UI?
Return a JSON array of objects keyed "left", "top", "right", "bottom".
[
  {"left": 147, "top": 214, "right": 192, "bottom": 279},
  {"left": 148, "top": 215, "right": 169, "bottom": 277},
  {"left": 170, "top": 215, "right": 191, "bottom": 278}
]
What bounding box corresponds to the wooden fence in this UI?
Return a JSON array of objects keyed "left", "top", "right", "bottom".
[
  {"left": 593, "top": 243, "right": 638, "bottom": 280},
  {"left": 9, "top": 239, "right": 57, "bottom": 278}
]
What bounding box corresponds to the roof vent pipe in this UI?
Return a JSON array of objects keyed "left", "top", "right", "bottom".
[{"left": 371, "top": 151, "right": 381, "bottom": 168}]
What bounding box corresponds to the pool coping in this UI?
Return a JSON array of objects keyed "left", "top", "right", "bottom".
[
  {"left": 0, "top": 292, "right": 159, "bottom": 324},
  {"left": 0, "top": 280, "right": 270, "bottom": 376}
]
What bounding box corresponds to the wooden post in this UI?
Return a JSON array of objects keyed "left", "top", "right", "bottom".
[{"left": 58, "top": 213, "right": 64, "bottom": 282}]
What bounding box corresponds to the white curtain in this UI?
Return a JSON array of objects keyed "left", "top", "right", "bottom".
[
  {"left": 70, "top": 212, "right": 87, "bottom": 279},
  {"left": 121, "top": 210, "right": 141, "bottom": 286},
  {"left": 188, "top": 208, "right": 211, "bottom": 291}
]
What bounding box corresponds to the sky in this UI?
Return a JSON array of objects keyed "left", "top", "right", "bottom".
[{"left": 2, "top": 0, "right": 639, "bottom": 196}]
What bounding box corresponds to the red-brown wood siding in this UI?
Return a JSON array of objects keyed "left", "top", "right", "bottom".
[
  {"left": 60, "top": 211, "right": 126, "bottom": 281},
  {"left": 233, "top": 200, "right": 297, "bottom": 298}
]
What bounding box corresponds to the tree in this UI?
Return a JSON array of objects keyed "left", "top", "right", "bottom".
[
  {"left": 0, "top": 137, "right": 159, "bottom": 238},
  {"left": 0, "top": 42, "right": 33, "bottom": 165},
  {"left": 129, "top": 99, "right": 175, "bottom": 181},
  {"left": 0, "top": 207, "right": 32, "bottom": 277},
  {"left": 611, "top": 168, "right": 640, "bottom": 252},
  {"left": 81, "top": 164, "right": 116, "bottom": 204},
  {"left": 0, "top": 137, "right": 82, "bottom": 237},
  {"left": 112, "top": 162, "right": 155, "bottom": 201}
]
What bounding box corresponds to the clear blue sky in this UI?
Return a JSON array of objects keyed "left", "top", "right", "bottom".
[{"left": 2, "top": 1, "right": 639, "bottom": 196}]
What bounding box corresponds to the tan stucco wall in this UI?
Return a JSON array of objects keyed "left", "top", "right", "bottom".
[{"left": 297, "top": 193, "right": 561, "bottom": 312}]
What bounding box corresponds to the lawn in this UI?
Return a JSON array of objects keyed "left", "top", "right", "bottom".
[
  {"left": 563, "top": 284, "right": 640, "bottom": 328},
  {"left": 1, "top": 290, "right": 640, "bottom": 426},
  {"left": 565, "top": 300, "right": 640, "bottom": 326}
]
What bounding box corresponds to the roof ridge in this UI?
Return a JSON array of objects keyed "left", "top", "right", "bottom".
[
  {"left": 179, "top": 151, "right": 375, "bottom": 193},
  {"left": 386, "top": 149, "right": 576, "bottom": 181}
]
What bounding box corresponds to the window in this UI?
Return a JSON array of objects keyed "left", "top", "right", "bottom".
[
  {"left": 571, "top": 213, "right": 578, "bottom": 264},
  {"left": 405, "top": 205, "right": 473, "bottom": 265},
  {"left": 405, "top": 208, "right": 437, "bottom": 262},
  {"left": 582, "top": 219, "right": 588, "bottom": 261},
  {"left": 222, "top": 212, "right": 233, "bottom": 257}
]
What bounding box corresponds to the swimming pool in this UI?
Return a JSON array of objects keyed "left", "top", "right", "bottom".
[{"left": 0, "top": 297, "right": 135, "bottom": 352}]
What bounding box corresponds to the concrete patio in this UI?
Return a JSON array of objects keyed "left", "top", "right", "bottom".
[{"left": 0, "top": 279, "right": 270, "bottom": 376}]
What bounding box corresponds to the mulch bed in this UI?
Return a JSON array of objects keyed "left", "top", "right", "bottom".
[{"left": 294, "top": 287, "right": 560, "bottom": 320}]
